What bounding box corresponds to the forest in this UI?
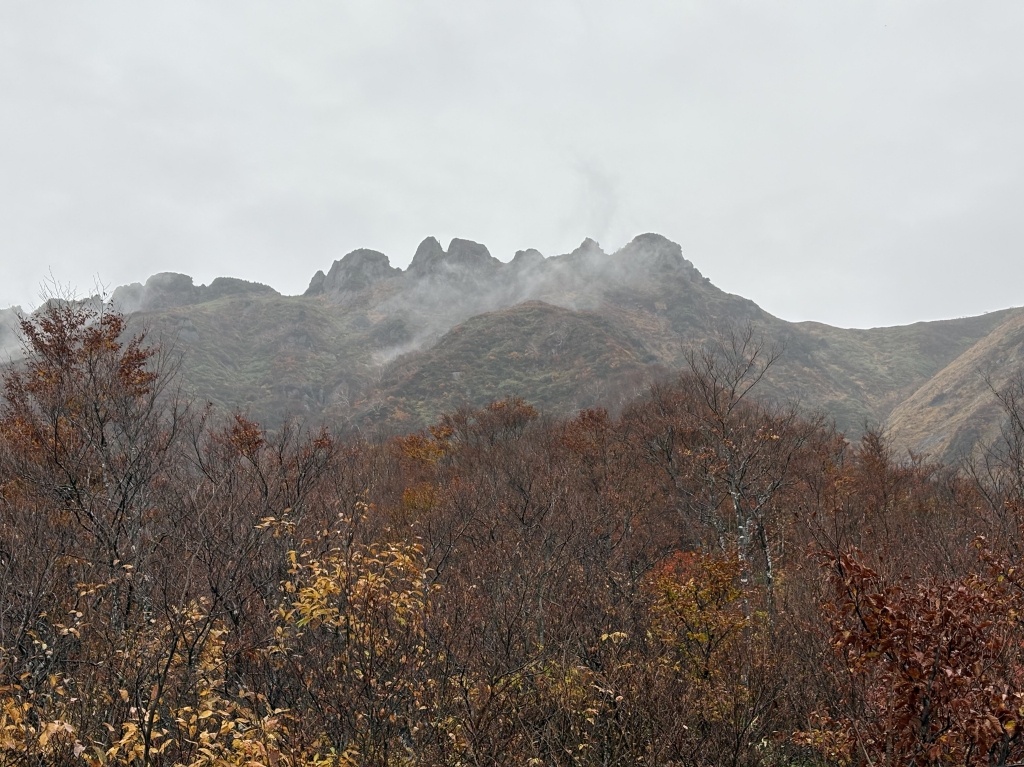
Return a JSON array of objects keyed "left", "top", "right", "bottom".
[{"left": 2, "top": 299, "right": 1024, "bottom": 767}]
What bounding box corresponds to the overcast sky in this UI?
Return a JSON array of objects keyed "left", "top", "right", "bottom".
[{"left": 1, "top": 2, "right": 1022, "bottom": 328}]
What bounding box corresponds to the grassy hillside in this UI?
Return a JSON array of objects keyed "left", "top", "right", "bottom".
[
  {"left": 130, "top": 293, "right": 384, "bottom": 427},
  {"left": 787, "top": 309, "right": 1021, "bottom": 432},
  {"left": 886, "top": 309, "right": 1024, "bottom": 460},
  {"left": 357, "top": 301, "right": 658, "bottom": 429},
  {"left": 349, "top": 299, "right": 1019, "bottom": 439}
]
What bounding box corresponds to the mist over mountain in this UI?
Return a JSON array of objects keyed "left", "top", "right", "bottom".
[
  {"left": 293, "top": 233, "right": 714, "bottom": 363},
  {"left": 8, "top": 233, "right": 1022, "bottom": 460},
  {"left": 111, "top": 274, "right": 280, "bottom": 313},
  {"left": 0, "top": 306, "right": 22, "bottom": 361}
]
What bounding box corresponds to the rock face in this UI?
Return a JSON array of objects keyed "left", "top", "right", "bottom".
[
  {"left": 564, "top": 238, "right": 605, "bottom": 262},
  {"left": 112, "top": 273, "right": 200, "bottom": 312},
  {"left": 406, "top": 237, "right": 501, "bottom": 278},
  {"left": 305, "top": 249, "right": 400, "bottom": 298},
  {"left": 510, "top": 248, "right": 545, "bottom": 270},
  {"left": 618, "top": 233, "right": 700, "bottom": 275},
  {"left": 203, "top": 277, "right": 279, "bottom": 303},
  {"left": 405, "top": 237, "right": 446, "bottom": 276},
  {"left": 446, "top": 238, "right": 502, "bottom": 271},
  {"left": 112, "top": 273, "right": 278, "bottom": 313}
]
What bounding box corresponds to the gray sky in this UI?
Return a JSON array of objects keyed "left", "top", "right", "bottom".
[{"left": 2, "top": 1, "right": 1023, "bottom": 328}]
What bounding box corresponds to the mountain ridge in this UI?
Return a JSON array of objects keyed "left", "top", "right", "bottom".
[{"left": 4, "top": 233, "right": 1021, "bottom": 460}]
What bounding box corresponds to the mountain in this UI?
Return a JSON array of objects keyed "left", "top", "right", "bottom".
[
  {"left": 369, "top": 301, "right": 659, "bottom": 425},
  {"left": 8, "top": 234, "right": 1021, "bottom": 459},
  {"left": 886, "top": 309, "right": 1024, "bottom": 458}
]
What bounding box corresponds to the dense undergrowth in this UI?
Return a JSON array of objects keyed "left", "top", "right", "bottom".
[{"left": 2, "top": 301, "right": 1024, "bottom": 766}]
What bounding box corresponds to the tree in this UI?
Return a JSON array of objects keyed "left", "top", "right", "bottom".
[
  {"left": 632, "top": 326, "right": 812, "bottom": 613},
  {"left": 1, "top": 298, "right": 186, "bottom": 578},
  {"left": 802, "top": 550, "right": 1024, "bottom": 767}
]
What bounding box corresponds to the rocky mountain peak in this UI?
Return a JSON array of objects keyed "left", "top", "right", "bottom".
[
  {"left": 510, "top": 248, "right": 545, "bottom": 269},
  {"left": 112, "top": 273, "right": 201, "bottom": 312},
  {"left": 627, "top": 232, "right": 680, "bottom": 255},
  {"left": 305, "top": 249, "right": 399, "bottom": 297},
  {"left": 203, "top": 277, "right": 279, "bottom": 301},
  {"left": 407, "top": 237, "right": 445, "bottom": 273},
  {"left": 617, "top": 233, "right": 699, "bottom": 276},
  {"left": 570, "top": 238, "right": 605, "bottom": 259},
  {"left": 407, "top": 236, "right": 500, "bottom": 277},
  {"left": 112, "top": 273, "right": 278, "bottom": 313},
  {"left": 447, "top": 238, "right": 500, "bottom": 268}
]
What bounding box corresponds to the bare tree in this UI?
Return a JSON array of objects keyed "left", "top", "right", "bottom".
[{"left": 634, "top": 325, "right": 810, "bottom": 613}]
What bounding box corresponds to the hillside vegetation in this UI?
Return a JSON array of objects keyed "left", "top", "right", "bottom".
[
  {"left": 4, "top": 300, "right": 1024, "bottom": 766},
  {"left": 887, "top": 309, "right": 1024, "bottom": 457}
]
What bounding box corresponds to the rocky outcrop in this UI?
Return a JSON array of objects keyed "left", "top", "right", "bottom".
[
  {"left": 563, "top": 238, "right": 606, "bottom": 263},
  {"left": 305, "top": 249, "right": 399, "bottom": 298},
  {"left": 112, "top": 273, "right": 201, "bottom": 312},
  {"left": 447, "top": 238, "right": 502, "bottom": 271},
  {"left": 405, "top": 237, "right": 446, "bottom": 276},
  {"left": 509, "top": 248, "right": 545, "bottom": 270},
  {"left": 406, "top": 237, "right": 501, "bottom": 278},
  {"left": 202, "top": 277, "right": 279, "bottom": 302},
  {"left": 617, "top": 233, "right": 700, "bottom": 276},
  {"left": 112, "top": 273, "right": 278, "bottom": 313}
]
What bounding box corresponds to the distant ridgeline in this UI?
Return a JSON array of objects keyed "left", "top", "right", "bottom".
[{"left": 10, "top": 233, "right": 1024, "bottom": 460}]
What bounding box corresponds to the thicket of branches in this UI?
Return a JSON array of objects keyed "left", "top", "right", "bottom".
[{"left": 2, "top": 301, "right": 1024, "bottom": 766}]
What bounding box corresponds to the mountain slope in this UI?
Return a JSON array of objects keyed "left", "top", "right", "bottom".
[
  {"left": 18, "top": 233, "right": 1019, "bottom": 453},
  {"left": 789, "top": 310, "right": 1021, "bottom": 434},
  {"left": 886, "top": 309, "right": 1024, "bottom": 460},
  {"left": 364, "top": 301, "right": 658, "bottom": 426}
]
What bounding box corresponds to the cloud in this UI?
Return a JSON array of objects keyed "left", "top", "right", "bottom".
[{"left": 1, "top": 1, "right": 1023, "bottom": 327}]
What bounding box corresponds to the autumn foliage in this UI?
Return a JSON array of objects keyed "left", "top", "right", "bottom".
[{"left": 2, "top": 301, "right": 1024, "bottom": 766}]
